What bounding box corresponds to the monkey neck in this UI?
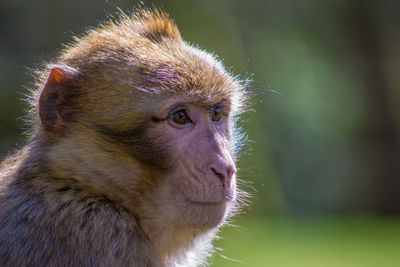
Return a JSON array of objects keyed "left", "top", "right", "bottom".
[{"left": 140, "top": 216, "right": 216, "bottom": 265}]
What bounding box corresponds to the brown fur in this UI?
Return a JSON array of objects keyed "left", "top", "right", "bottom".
[{"left": 0, "top": 9, "right": 248, "bottom": 267}]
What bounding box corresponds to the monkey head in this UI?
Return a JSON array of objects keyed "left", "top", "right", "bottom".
[{"left": 32, "top": 10, "right": 248, "bottom": 234}]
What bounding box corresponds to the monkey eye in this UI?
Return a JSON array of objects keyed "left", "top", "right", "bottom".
[
  {"left": 171, "top": 109, "right": 192, "bottom": 124},
  {"left": 211, "top": 107, "right": 223, "bottom": 122}
]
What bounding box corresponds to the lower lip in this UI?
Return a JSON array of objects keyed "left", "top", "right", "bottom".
[{"left": 186, "top": 199, "right": 226, "bottom": 207}]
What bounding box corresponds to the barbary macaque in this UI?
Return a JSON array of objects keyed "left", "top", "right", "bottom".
[{"left": 0, "top": 9, "right": 249, "bottom": 266}]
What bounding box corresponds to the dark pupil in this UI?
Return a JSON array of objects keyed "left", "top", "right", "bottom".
[
  {"left": 212, "top": 107, "right": 222, "bottom": 121},
  {"left": 172, "top": 110, "right": 188, "bottom": 124}
]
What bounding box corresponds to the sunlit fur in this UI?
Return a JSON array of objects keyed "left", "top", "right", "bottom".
[{"left": 0, "top": 9, "right": 249, "bottom": 266}]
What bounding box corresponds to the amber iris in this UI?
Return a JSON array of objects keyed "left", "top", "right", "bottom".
[
  {"left": 211, "top": 107, "right": 222, "bottom": 121},
  {"left": 171, "top": 110, "right": 190, "bottom": 124}
]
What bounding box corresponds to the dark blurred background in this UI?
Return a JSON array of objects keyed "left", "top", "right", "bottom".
[{"left": 1, "top": 1, "right": 400, "bottom": 266}]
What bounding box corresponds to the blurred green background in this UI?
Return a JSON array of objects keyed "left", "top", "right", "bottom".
[{"left": 1, "top": 0, "right": 400, "bottom": 266}]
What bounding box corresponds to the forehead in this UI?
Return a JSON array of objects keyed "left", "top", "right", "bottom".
[
  {"left": 125, "top": 43, "right": 238, "bottom": 101},
  {"left": 155, "top": 92, "right": 231, "bottom": 111}
]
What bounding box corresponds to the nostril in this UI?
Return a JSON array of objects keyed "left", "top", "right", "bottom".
[
  {"left": 211, "top": 167, "right": 225, "bottom": 181},
  {"left": 210, "top": 164, "right": 236, "bottom": 188}
]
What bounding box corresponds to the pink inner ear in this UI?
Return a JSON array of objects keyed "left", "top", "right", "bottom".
[
  {"left": 39, "top": 66, "right": 76, "bottom": 138},
  {"left": 49, "top": 67, "right": 69, "bottom": 84}
]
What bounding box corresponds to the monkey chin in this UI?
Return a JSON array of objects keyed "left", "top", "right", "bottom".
[{"left": 176, "top": 198, "right": 231, "bottom": 229}]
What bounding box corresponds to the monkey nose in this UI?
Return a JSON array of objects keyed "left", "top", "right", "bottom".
[{"left": 210, "top": 163, "right": 236, "bottom": 188}]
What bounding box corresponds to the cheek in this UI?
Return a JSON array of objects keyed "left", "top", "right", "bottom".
[{"left": 169, "top": 134, "right": 199, "bottom": 165}]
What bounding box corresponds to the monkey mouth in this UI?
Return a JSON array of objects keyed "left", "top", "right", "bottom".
[
  {"left": 184, "top": 196, "right": 233, "bottom": 207},
  {"left": 182, "top": 189, "right": 235, "bottom": 206},
  {"left": 186, "top": 199, "right": 224, "bottom": 205}
]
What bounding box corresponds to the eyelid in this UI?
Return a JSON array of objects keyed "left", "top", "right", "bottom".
[
  {"left": 152, "top": 105, "right": 189, "bottom": 123},
  {"left": 168, "top": 105, "right": 188, "bottom": 118}
]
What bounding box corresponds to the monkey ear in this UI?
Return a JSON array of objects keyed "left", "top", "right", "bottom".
[{"left": 39, "top": 66, "right": 79, "bottom": 138}]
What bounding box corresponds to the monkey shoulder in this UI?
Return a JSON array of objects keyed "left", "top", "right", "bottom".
[{"left": 0, "top": 181, "right": 161, "bottom": 267}]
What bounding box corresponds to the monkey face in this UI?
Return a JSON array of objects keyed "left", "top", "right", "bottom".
[
  {"left": 37, "top": 64, "right": 245, "bottom": 232},
  {"left": 147, "top": 98, "right": 237, "bottom": 228},
  {"left": 38, "top": 64, "right": 244, "bottom": 231}
]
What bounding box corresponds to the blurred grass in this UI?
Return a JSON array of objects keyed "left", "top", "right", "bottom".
[{"left": 213, "top": 215, "right": 400, "bottom": 267}]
